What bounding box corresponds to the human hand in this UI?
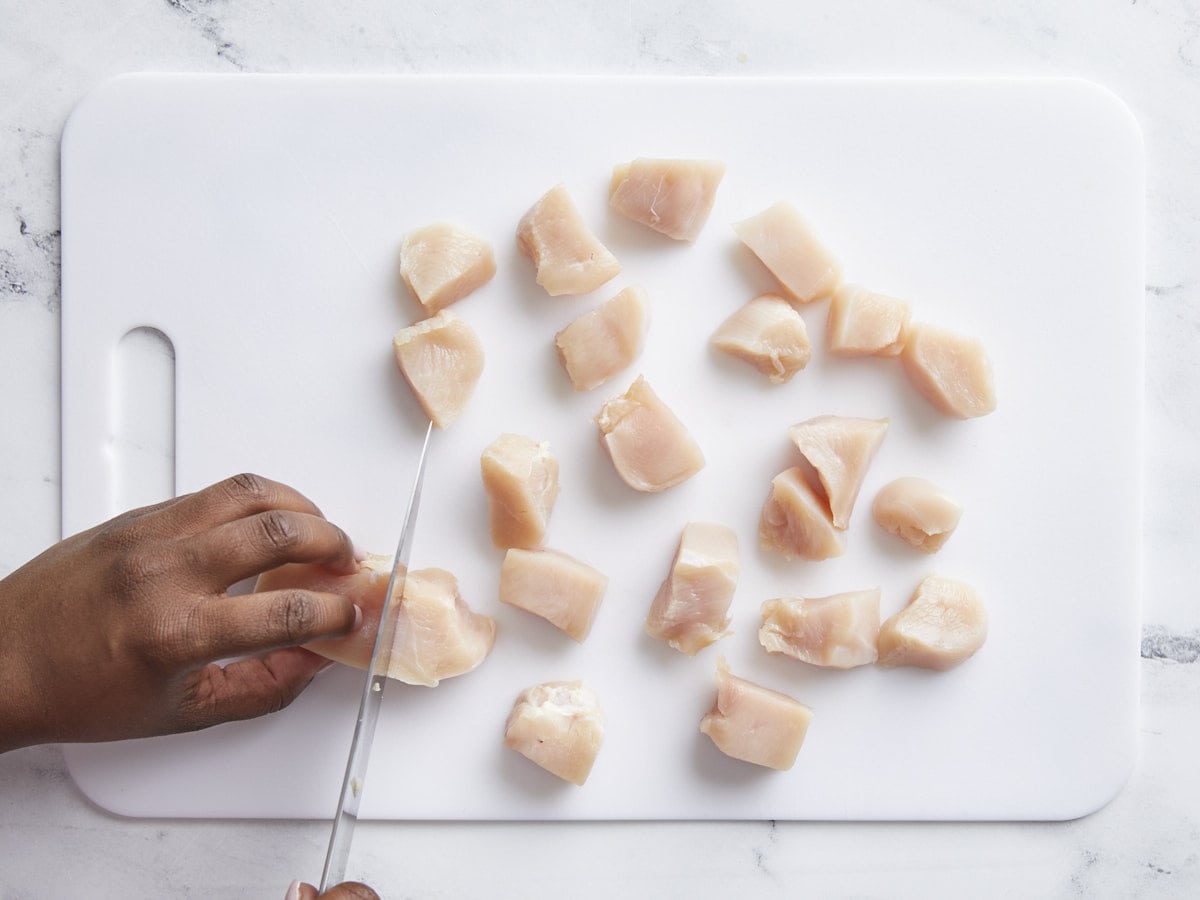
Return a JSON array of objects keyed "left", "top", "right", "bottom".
[
  {"left": 0, "top": 474, "right": 361, "bottom": 752},
  {"left": 286, "top": 880, "right": 380, "bottom": 900}
]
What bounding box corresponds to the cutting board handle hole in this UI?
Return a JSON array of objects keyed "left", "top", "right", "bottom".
[{"left": 111, "top": 326, "right": 176, "bottom": 512}]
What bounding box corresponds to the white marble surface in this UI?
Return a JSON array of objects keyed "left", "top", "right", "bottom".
[{"left": 1, "top": 1, "right": 1197, "bottom": 897}]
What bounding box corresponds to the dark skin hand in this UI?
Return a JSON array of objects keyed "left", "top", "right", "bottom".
[
  {"left": 0, "top": 473, "right": 364, "bottom": 752},
  {"left": 293, "top": 882, "right": 380, "bottom": 900}
]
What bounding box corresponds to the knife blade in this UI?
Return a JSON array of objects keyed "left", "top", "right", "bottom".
[{"left": 319, "top": 419, "right": 434, "bottom": 890}]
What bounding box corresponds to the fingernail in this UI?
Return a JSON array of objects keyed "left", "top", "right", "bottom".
[
  {"left": 352, "top": 542, "right": 368, "bottom": 563},
  {"left": 284, "top": 879, "right": 303, "bottom": 900},
  {"left": 353, "top": 604, "right": 363, "bottom": 631}
]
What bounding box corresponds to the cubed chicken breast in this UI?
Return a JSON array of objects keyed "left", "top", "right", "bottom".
[
  {"left": 504, "top": 680, "right": 605, "bottom": 786},
  {"left": 900, "top": 322, "right": 997, "bottom": 419},
  {"left": 399, "top": 222, "right": 496, "bottom": 315},
  {"left": 787, "top": 415, "right": 888, "bottom": 530},
  {"left": 517, "top": 184, "right": 621, "bottom": 296},
  {"left": 826, "top": 284, "right": 912, "bottom": 357},
  {"left": 555, "top": 285, "right": 649, "bottom": 391},
  {"left": 256, "top": 558, "right": 496, "bottom": 687},
  {"left": 699, "top": 658, "right": 813, "bottom": 771},
  {"left": 710, "top": 293, "right": 812, "bottom": 384},
  {"left": 389, "top": 568, "right": 497, "bottom": 686},
  {"left": 872, "top": 477, "right": 963, "bottom": 553},
  {"left": 759, "top": 467, "right": 845, "bottom": 561},
  {"left": 609, "top": 157, "right": 726, "bottom": 241},
  {"left": 759, "top": 590, "right": 881, "bottom": 669},
  {"left": 645, "top": 522, "right": 740, "bottom": 655},
  {"left": 877, "top": 574, "right": 987, "bottom": 671},
  {"left": 392, "top": 310, "right": 484, "bottom": 429},
  {"left": 733, "top": 201, "right": 841, "bottom": 304},
  {"left": 480, "top": 433, "right": 560, "bottom": 550},
  {"left": 500, "top": 548, "right": 608, "bottom": 643},
  {"left": 595, "top": 375, "right": 705, "bottom": 492}
]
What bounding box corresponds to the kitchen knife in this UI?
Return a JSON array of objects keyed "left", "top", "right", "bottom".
[{"left": 320, "top": 419, "right": 434, "bottom": 890}]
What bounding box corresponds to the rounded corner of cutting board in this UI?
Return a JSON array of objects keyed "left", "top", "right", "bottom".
[{"left": 62, "top": 745, "right": 151, "bottom": 820}]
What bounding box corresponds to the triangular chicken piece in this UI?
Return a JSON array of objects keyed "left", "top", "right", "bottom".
[{"left": 787, "top": 415, "right": 888, "bottom": 530}]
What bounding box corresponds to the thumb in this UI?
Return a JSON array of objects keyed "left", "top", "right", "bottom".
[
  {"left": 286, "top": 881, "right": 381, "bottom": 900},
  {"left": 179, "top": 647, "right": 332, "bottom": 730}
]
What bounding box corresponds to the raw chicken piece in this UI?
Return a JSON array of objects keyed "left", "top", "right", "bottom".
[
  {"left": 399, "top": 222, "right": 496, "bottom": 315},
  {"left": 645, "top": 522, "right": 739, "bottom": 655},
  {"left": 500, "top": 548, "right": 608, "bottom": 642},
  {"left": 555, "top": 285, "right": 648, "bottom": 391},
  {"left": 256, "top": 554, "right": 394, "bottom": 671},
  {"left": 877, "top": 574, "right": 987, "bottom": 671},
  {"left": 504, "top": 680, "right": 605, "bottom": 786},
  {"left": 480, "top": 433, "right": 560, "bottom": 550},
  {"left": 787, "top": 415, "right": 888, "bottom": 530},
  {"left": 392, "top": 310, "right": 484, "bottom": 429},
  {"left": 609, "top": 157, "right": 726, "bottom": 241},
  {"left": 826, "top": 284, "right": 911, "bottom": 357},
  {"left": 710, "top": 293, "right": 812, "bottom": 384},
  {"left": 389, "top": 568, "right": 497, "bottom": 687},
  {"left": 699, "top": 658, "right": 813, "bottom": 771},
  {"left": 733, "top": 201, "right": 841, "bottom": 304},
  {"left": 759, "top": 468, "right": 845, "bottom": 561},
  {"left": 872, "top": 477, "right": 963, "bottom": 553},
  {"left": 517, "top": 184, "right": 621, "bottom": 296},
  {"left": 759, "top": 590, "right": 881, "bottom": 669},
  {"left": 595, "top": 375, "right": 705, "bottom": 492},
  {"left": 256, "top": 558, "right": 496, "bottom": 687},
  {"left": 900, "top": 322, "right": 997, "bottom": 419}
]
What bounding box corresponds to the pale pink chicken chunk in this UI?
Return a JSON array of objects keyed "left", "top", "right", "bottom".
[
  {"left": 595, "top": 375, "right": 705, "bottom": 492},
  {"left": 392, "top": 310, "right": 484, "bottom": 429},
  {"left": 555, "top": 285, "right": 648, "bottom": 391},
  {"left": 872, "top": 477, "right": 963, "bottom": 553},
  {"left": 877, "top": 575, "right": 987, "bottom": 671},
  {"left": 759, "top": 467, "right": 845, "bottom": 561},
  {"left": 733, "top": 201, "right": 841, "bottom": 304},
  {"left": 900, "top": 322, "right": 997, "bottom": 418},
  {"left": 517, "top": 184, "right": 621, "bottom": 296},
  {"left": 759, "top": 589, "right": 881, "bottom": 669},
  {"left": 609, "top": 157, "right": 726, "bottom": 241},
  {"left": 480, "top": 433, "right": 560, "bottom": 550},
  {"left": 788, "top": 415, "right": 888, "bottom": 530},
  {"left": 699, "top": 658, "right": 813, "bottom": 771},
  {"left": 827, "top": 284, "right": 912, "bottom": 357},
  {"left": 645, "top": 522, "right": 740, "bottom": 655},
  {"left": 500, "top": 548, "right": 608, "bottom": 643},
  {"left": 710, "top": 293, "right": 812, "bottom": 384},
  {"left": 399, "top": 222, "right": 496, "bottom": 315},
  {"left": 255, "top": 558, "right": 496, "bottom": 687},
  {"left": 504, "top": 680, "right": 605, "bottom": 786}
]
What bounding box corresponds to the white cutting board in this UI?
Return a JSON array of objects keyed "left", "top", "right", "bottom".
[{"left": 60, "top": 74, "right": 1142, "bottom": 821}]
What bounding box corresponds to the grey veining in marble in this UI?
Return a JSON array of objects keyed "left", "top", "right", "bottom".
[{"left": 1, "top": 0, "right": 1198, "bottom": 897}]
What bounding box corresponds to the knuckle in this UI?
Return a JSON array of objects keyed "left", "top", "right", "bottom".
[
  {"left": 257, "top": 508, "right": 304, "bottom": 555},
  {"left": 274, "top": 589, "right": 321, "bottom": 644},
  {"left": 111, "top": 547, "right": 169, "bottom": 594},
  {"left": 145, "top": 605, "right": 205, "bottom": 669},
  {"left": 222, "top": 472, "right": 273, "bottom": 507}
]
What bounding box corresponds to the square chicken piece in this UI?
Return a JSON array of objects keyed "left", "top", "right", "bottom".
[
  {"left": 392, "top": 310, "right": 484, "bottom": 429},
  {"left": 826, "top": 284, "right": 911, "bottom": 357},
  {"left": 645, "top": 522, "right": 739, "bottom": 655},
  {"left": 504, "top": 680, "right": 605, "bottom": 786},
  {"left": 480, "top": 433, "right": 559, "bottom": 550},
  {"left": 710, "top": 293, "right": 812, "bottom": 384},
  {"left": 700, "top": 658, "right": 813, "bottom": 770},
  {"left": 733, "top": 201, "right": 841, "bottom": 304},
  {"left": 500, "top": 548, "right": 608, "bottom": 643},
  {"left": 759, "top": 589, "right": 881, "bottom": 669},
  {"left": 517, "top": 184, "right": 620, "bottom": 296},
  {"left": 555, "top": 285, "right": 648, "bottom": 391},
  {"left": 399, "top": 222, "right": 496, "bottom": 315},
  {"left": 759, "top": 467, "right": 844, "bottom": 561},
  {"left": 609, "top": 157, "right": 725, "bottom": 242},
  {"left": 595, "top": 375, "right": 704, "bottom": 492}
]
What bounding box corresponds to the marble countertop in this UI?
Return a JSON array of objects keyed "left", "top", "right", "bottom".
[{"left": 2, "top": 1, "right": 1197, "bottom": 897}]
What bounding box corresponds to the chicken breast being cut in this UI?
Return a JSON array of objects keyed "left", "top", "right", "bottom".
[
  {"left": 500, "top": 548, "right": 608, "bottom": 643},
  {"left": 877, "top": 574, "right": 987, "bottom": 671},
  {"left": 392, "top": 310, "right": 484, "bottom": 429},
  {"left": 504, "top": 680, "right": 605, "bottom": 786},
  {"left": 787, "top": 415, "right": 888, "bottom": 530},
  {"left": 555, "top": 285, "right": 648, "bottom": 391},
  {"left": 517, "top": 184, "right": 621, "bottom": 296},
  {"left": 480, "top": 433, "right": 560, "bottom": 550},
  {"left": 872, "top": 477, "right": 963, "bottom": 553},
  {"left": 699, "top": 658, "right": 813, "bottom": 771},
  {"left": 595, "top": 375, "right": 704, "bottom": 492},
  {"left": 900, "top": 322, "right": 997, "bottom": 419},
  {"left": 826, "top": 284, "right": 912, "bottom": 357},
  {"left": 256, "top": 558, "right": 496, "bottom": 687},
  {"left": 733, "top": 201, "right": 841, "bottom": 304},
  {"left": 759, "top": 467, "right": 845, "bottom": 561},
  {"left": 710, "top": 293, "right": 812, "bottom": 384},
  {"left": 399, "top": 222, "right": 496, "bottom": 315},
  {"left": 645, "top": 522, "right": 740, "bottom": 655},
  {"left": 759, "top": 590, "right": 881, "bottom": 669},
  {"left": 389, "top": 568, "right": 497, "bottom": 686},
  {"left": 609, "top": 157, "right": 726, "bottom": 242}
]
